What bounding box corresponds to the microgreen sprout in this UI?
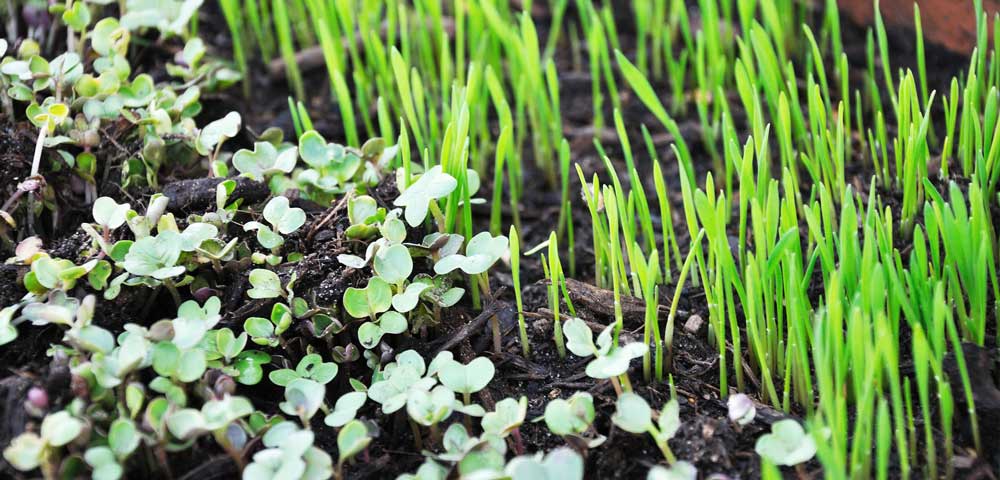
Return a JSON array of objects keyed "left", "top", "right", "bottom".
[
  {"left": 754, "top": 419, "right": 817, "bottom": 467},
  {"left": 540, "top": 392, "right": 605, "bottom": 448},
  {"left": 612, "top": 393, "right": 680, "bottom": 463},
  {"left": 232, "top": 141, "right": 298, "bottom": 181},
  {"left": 646, "top": 462, "right": 698, "bottom": 480},
  {"left": 563, "top": 317, "right": 646, "bottom": 392},
  {"left": 3, "top": 410, "right": 84, "bottom": 474},
  {"left": 244, "top": 196, "right": 306, "bottom": 251},
  {"left": 727, "top": 393, "right": 756, "bottom": 426}
]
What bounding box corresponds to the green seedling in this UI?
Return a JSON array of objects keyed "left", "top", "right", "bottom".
[
  {"left": 244, "top": 302, "right": 294, "bottom": 347},
  {"left": 612, "top": 393, "right": 680, "bottom": 463},
  {"left": 407, "top": 384, "right": 484, "bottom": 439},
  {"left": 503, "top": 447, "right": 584, "bottom": 480},
  {"left": 270, "top": 353, "right": 338, "bottom": 387},
  {"left": 121, "top": 231, "right": 185, "bottom": 280},
  {"left": 118, "top": 0, "right": 202, "bottom": 36},
  {"left": 196, "top": 111, "right": 241, "bottom": 167},
  {"left": 244, "top": 421, "right": 333, "bottom": 480},
  {"left": 231, "top": 350, "right": 271, "bottom": 386},
  {"left": 165, "top": 38, "right": 241, "bottom": 91},
  {"left": 392, "top": 283, "right": 432, "bottom": 313},
  {"left": 374, "top": 244, "right": 414, "bottom": 286},
  {"left": 23, "top": 254, "right": 96, "bottom": 294},
  {"left": 728, "top": 394, "right": 756, "bottom": 426},
  {"left": 510, "top": 226, "right": 529, "bottom": 357},
  {"left": 482, "top": 396, "right": 529, "bottom": 454},
  {"left": 171, "top": 297, "right": 221, "bottom": 350},
  {"left": 279, "top": 378, "right": 327, "bottom": 425},
  {"left": 244, "top": 196, "right": 306, "bottom": 251},
  {"left": 541, "top": 392, "right": 605, "bottom": 448},
  {"left": 434, "top": 232, "right": 508, "bottom": 350},
  {"left": 297, "top": 130, "right": 370, "bottom": 193},
  {"left": 84, "top": 445, "right": 125, "bottom": 480},
  {"left": 345, "top": 196, "right": 385, "bottom": 240},
  {"left": 91, "top": 197, "right": 130, "bottom": 237},
  {"left": 336, "top": 420, "right": 372, "bottom": 478},
  {"left": 125, "top": 195, "right": 169, "bottom": 240},
  {"left": 437, "top": 356, "right": 495, "bottom": 405},
  {"left": 325, "top": 392, "right": 367, "bottom": 428},
  {"left": 434, "top": 232, "right": 508, "bottom": 276},
  {"left": 563, "top": 317, "right": 646, "bottom": 388},
  {"left": 646, "top": 462, "right": 698, "bottom": 480},
  {"left": 368, "top": 350, "right": 430, "bottom": 413},
  {"left": 394, "top": 165, "right": 457, "bottom": 227},
  {"left": 427, "top": 421, "right": 507, "bottom": 473},
  {"left": 3, "top": 410, "right": 84, "bottom": 474},
  {"left": 232, "top": 141, "right": 298, "bottom": 181},
  {"left": 165, "top": 396, "right": 254, "bottom": 442},
  {"left": 754, "top": 419, "right": 817, "bottom": 466},
  {"left": 247, "top": 269, "right": 286, "bottom": 299},
  {"left": 358, "top": 311, "right": 408, "bottom": 349},
  {"left": 343, "top": 277, "right": 393, "bottom": 320}
]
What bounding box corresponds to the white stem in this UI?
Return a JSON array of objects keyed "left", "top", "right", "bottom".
[{"left": 31, "top": 128, "right": 47, "bottom": 177}]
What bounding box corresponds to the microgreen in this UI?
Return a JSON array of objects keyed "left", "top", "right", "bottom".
[
  {"left": 564, "top": 317, "right": 647, "bottom": 382},
  {"left": 394, "top": 165, "right": 457, "bottom": 227},
  {"left": 343, "top": 277, "right": 393, "bottom": 320},
  {"left": 754, "top": 419, "right": 817, "bottom": 466},
  {"left": 433, "top": 232, "right": 508, "bottom": 275},
  {"left": 324, "top": 392, "right": 367, "bottom": 428},
  {"left": 270, "top": 353, "right": 338, "bottom": 386},
  {"left": 437, "top": 356, "right": 495, "bottom": 403},
  {"left": 3, "top": 410, "right": 83, "bottom": 471},
  {"left": 503, "top": 448, "right": 584, "bottom": 480},
  {"left": 279, "top": 378, "right": 327, "bottom": 425},
  {"left": 612, "top": 393, "right": 680, "bottom": 463},
  {"left": 232, "top": 141, "right": 298, "bottom": 181},
  {"left": 244, "top": 196, "right": 306, "bottom": 250},
  {"left": 647, "top": 462, "right": 698, "bottom": 480},
  {"left": 541, "top": 391, "right": 605, "bottom": 448},
  {"left": 727, "top": 393, "right": 756, "bottom": 426}
]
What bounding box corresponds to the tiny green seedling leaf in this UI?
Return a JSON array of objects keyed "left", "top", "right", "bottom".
[
  {"left": 393, "top": 166, "right": 457, "bottom": 226},
  {"left": 232, "top": 142, "right": 297, "bottom": 180},
  {"left": 374, "top": 244, "right": 413, "bottom": 284},
  {"left": 392, "top": 282, "right": 430, "bottom": 312},
  {"left": 433, "top": 232, "right": 508, "bottom": 275},
  {"left": 754, "top": 419, "right": 817, "bottom": 466},
  {"left": 337, "top": 420, "right": 372, "bottom": 464},
  {"left": 247, "top": 269, "right": 283, "bottom": 299},
  {"left": 324, "top": 391, "right": 367, "bottom": 427},
  {"left": 438, "top": 357, "right": 495, "bottom": 395},
  {"left": 563, "top": 317, "right": 597, "bottom": 357},
  {"left": 92, "top": 197, "right": 130, "bottom": 230},
  {"left": 262, "top": 196, "right": 306, "bottom": 235},
  {"left": 727, "top": 393, "right": 756, "bottom": 426},
  {"left": 647, "top": 462, "right": 698, "bottom": 480},
  {"left": 542, "top": 392, "right": 597, "bottom": 438},
  {"left": 197, "top": 112, "right": 241, "bottom": 156},
  {"left": 358, "top": 311, "right": 408, "bottom": 349},
  {"left": 343, "top": 277, "right": 393, "bottom": 319},
  {"left": 122, "top": 231, "right": 185, "bottom": 280},
  {"left": 279, "top": 378, "right": 327, "bottom": 422},
  {"left": 504, "top": 448, "right": 584, "bottom": 480},
  {"left": 482, "top": 396, "right": 528, "bottom": 437},
  {"left": 612, "top": 393, "right": 653, "bottom": 434}
]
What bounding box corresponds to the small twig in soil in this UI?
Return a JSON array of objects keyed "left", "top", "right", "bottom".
[
  {"left": 176, "top": 456, "right": 239, "bottom": 480},
  {"left": 431, "top": 289, "right": 508, "bottom": 356},
  {"left": 306, "top": 192, "right": 352, "bottom": 245}
]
